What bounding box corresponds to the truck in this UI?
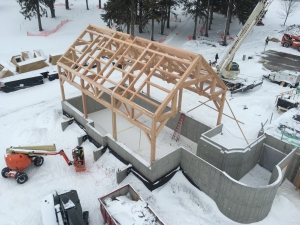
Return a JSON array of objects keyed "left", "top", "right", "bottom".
[
  {"left": 213, "top": 0, "right": 274, "bottom": 94},
  {"left": 281, "top": 33, "right": 300, "bottom": 52},
  {"left": 263, "top": 70, "right": 300, "bottom": 88}
]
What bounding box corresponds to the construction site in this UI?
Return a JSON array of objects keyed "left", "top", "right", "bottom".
[
  {"left": 57, "top": 24, "right": 300, "bottom": 224},
  {"left": 1, "top": 0, "right": 300, "bottom": 225}
]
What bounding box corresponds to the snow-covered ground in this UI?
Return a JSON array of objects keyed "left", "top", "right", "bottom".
[{"left": 0, "top": 0, "right": 300, "bottom": 224}]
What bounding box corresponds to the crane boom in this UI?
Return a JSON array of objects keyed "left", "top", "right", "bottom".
[{"left": 217, "top": 0, "right": 274, "bottom": 79}]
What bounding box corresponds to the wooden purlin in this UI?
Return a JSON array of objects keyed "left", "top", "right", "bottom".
[{"left": 57, "top": 25, "right": 227, "bottom": 164}]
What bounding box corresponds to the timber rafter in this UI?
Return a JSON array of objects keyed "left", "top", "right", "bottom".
[{"left": 57, "top": 24, "right": 227, "bottom": 164}]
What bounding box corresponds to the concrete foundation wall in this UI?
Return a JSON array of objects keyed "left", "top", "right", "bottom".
[
  {"left": 259, "top": 144, "right": 287, "bottom": 172},
  {"left": 66, "top": 94, "right": 110, "bottom": 114},
  {"left": 61, "top": 99, "right": 298, "bottom": 224},
  {"left": 197, "top": 126, "right": 266, "bottom": 180},
  {"left": 264, "top": 133, "right": 296, "bottom": 154},
  {"left": 61, "top": 101, "right": 94, "bottom": 127},
  {"left": 181, "top": 150, "right": 282, "bottom": 224},
  {"left": 66, "top": 94, "right": 211, "bottom": 145}
]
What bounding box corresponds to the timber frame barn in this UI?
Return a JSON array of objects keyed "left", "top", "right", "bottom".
[{"left": 57, "top": 24, "right": 227, "bottom": 164}]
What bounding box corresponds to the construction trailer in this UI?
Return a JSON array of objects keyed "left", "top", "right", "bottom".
[
  {"left": 281, "top": 33, "right": 300, "bottom": 52},
  {"left": 264, "top": 70, "right": 300, "bottom": 88},
  {"left": 99, "top": 184, "right": 165, "bottom": 225}
]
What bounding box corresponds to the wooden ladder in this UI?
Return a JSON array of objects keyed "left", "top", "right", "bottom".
[{"left": 172, "top": 114, "right": 186, "bottom": 142}]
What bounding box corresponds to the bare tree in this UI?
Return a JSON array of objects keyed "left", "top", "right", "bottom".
[{"left": 279, "top": 0, "right": 300, "bottom": 25}]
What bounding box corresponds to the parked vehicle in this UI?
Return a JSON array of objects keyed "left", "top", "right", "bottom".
[
  {"left": 41, "top": 190, "right": 89, "bottom": 225},
  {"left": 281, "top": 33, "right": 300, "bottom": 52},
  {"left": 263, "top": 70, "right": 300, "bottom": 88}
]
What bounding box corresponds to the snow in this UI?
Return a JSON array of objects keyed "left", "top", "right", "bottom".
[
  {"left": 239, "top": 164, "right": 272, "bottom": 187},
  {"left": 0, "top": 0, "right": 300, "bottom": 224},
  {"left": 103, "top": 194, "right": 160, "bottom": 225}
]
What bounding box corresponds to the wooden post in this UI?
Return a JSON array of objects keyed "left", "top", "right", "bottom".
[
  {"left": 81, "top": 79, "right": 88, "bottom": 118},
  {"left": 150, "top": 120, "right": 156, "bottom": 164},
  {"left": 58, "top": 66, "right": 66, "bottom": 101},
  {"left": 217, "top": 93, "right": 226, "bottom": 125},
  {"left": 112, "top": 97, "right": 117, "bottom": 140}
]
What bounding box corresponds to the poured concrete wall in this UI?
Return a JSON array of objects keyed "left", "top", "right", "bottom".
[
  {"left": 62, "top": 101, "right": 94, "bottom": 127},
  {"left": 259, "top": 144, "right": 287, "bottom": 172},
  {"left": 264, "top": 133, "right": 295, "bottom": 154},
  {"left": 181, "top": 150, "right": 282, "bottom": 223},
  {"left": 66, "top": 94, "right": 211, "bottom": 144},
  {"left": 66, "top": 94, "right": 110, "bottom": 114},
  {"left": 197, "top": 126, "right": 265, "bottom": 180},
  {"left": 61, "top": 98, "right": 298, "bottom": 224}
]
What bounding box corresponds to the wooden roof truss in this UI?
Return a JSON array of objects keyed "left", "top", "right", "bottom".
[{"left": 57, "top": 24, "right": 227, "bottom": 164}]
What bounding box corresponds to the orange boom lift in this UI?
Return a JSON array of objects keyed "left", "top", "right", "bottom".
[{"left": 1, "top": 145, "right": 86, "bottom": 184}]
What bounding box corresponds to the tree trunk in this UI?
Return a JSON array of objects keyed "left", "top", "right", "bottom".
[
  {"left": 99, "top": 0, "right": 101, "bottom": 9},
  {"left": 86, "top": 0, "right": 89, "bottom": 10},
  {"left": 192, "top": 0, "right": 201, "bottom": 39},
  {"left": 138, "top": 0, "right": 143, "bottom": 33},
  {"left": 50, "top": 3, "right": 55, "bottom": 18},
  {"left": 167, "top": 2, "right": 171, "bottom": 28},
  {"left": 130, "top": 0, "right": 135, "bottom": 36},
  {"left": 204, "top": 0, "right": 210, "bottom": 37},
  {"left": 36, "top": 0, "right": 43, "bottom": 31},
  {"left": 209, "top": 0, "right": 213, "bottom": 29},
  {"left": 151, "top": 18, "right": 154, "bottom": 41},
  {"left": 65, "top": 0, "right": 70, "bottom": 10},
  {"left": 223, "top": 0, "right": 232, "bottom": 45},
  {"left": 283, "top": 15, "right": 288, "bottom": 26}
]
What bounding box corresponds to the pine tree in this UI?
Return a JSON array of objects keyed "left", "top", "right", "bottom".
[
  {"left": 180, "top": 0, "right": 206, "bottom": 39},
  {"left": 101, "top": 0, "right": 132, "bottom": 34},
  {"left": 16, "top": 0, "right": 47, "bottom": 31},
  {"left": 235, "top": 0, "right": 258, "bottom": 24},
  {"left": 42, "top": 0, "right": 55, "bottom": 18}
]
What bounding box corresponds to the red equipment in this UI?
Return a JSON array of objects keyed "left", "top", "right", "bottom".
[
  {"left": 1, "top": 145, "right": 86, "bottom": 184},
  {"left": 281, "top": 33, "right": 300, "bottom": 52}
]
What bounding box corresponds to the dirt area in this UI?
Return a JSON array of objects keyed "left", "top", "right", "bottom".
[{"left": 260, "top": 50, "right": 300, "bottom": 72}]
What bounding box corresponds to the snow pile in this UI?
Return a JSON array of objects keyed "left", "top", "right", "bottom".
[{"left": 104, "top": 194, "right": 160, "bottom": 225}]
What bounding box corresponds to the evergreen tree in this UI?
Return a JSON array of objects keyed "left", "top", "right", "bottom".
[
  {"left": 42, "top": 0, "right": 55, "bottom": 18},
  {"left": 16, "top": 0, "right": 47, "bottom": 31},
  {"left": 235, "top": 0, "right": 258, "bottom": 24},
  {"left": 101, "top": 0, "right": 132, "bottom": 34}
]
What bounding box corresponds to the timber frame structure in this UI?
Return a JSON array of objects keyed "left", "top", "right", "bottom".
[{"left": 57, "top": 24, "right": 227, "bottom": 164}]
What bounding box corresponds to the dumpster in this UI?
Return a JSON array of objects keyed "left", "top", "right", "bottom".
[{"left": 98, "top": 184, "right": 165, "bottom": 225}]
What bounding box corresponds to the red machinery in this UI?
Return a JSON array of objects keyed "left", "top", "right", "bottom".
[
  {"left": 281, "top": 33, "right": 300, "bottom": 52},
  {"left": 1, "top": 145, "right": 86, "bottom": 184}
]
